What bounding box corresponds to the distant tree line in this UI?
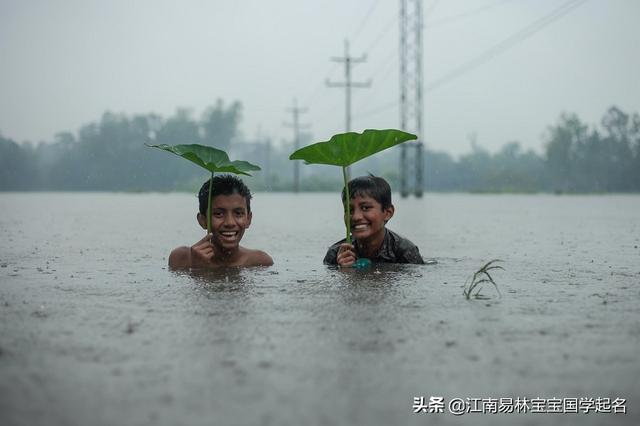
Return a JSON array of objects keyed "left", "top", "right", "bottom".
[
  {"left": 1, "top": 104, "right": 638, "bottom": 193},
  {"left": 1, "top": 100, "right": 242, "bottom": 191}
]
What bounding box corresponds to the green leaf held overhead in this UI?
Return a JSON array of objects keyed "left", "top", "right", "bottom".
[
  {"left": 288, "top": 129, "right": 417, "bottom": 167},
  {"left": 146, "top": 143, "right": 261, "bottom": 175}
]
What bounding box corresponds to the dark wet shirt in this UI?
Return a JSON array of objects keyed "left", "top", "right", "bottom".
[{"left": 323, "top": 228, "right": 424, "bottom": 265}]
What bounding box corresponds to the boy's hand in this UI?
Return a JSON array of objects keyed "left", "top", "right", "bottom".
[
  {"left": 337, "top": 243, "right": 356, "bottom": 268},
  {"left": 190, "top": 233, "right": 215, "bottom": 266}
]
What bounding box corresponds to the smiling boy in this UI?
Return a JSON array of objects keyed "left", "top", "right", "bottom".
[
  {"left": 168, "top": 175, "right": 273, "bottom": 268},
  {"left": 323, "top": 175, "right": 424, "bottom": 267}
]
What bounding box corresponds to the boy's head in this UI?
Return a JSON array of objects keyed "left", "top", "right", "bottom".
[
  {"left": 341, "top": 175, "right": 395, "bottom": 241},
  {"left": 196, "top": 175, "right": 253, "bottom": 251},
  {"left": 198, "top": 175, "right": 252, "bottom": 215},
  {"left": 341, "top": 175, "right": 393, "bottom": 210}
]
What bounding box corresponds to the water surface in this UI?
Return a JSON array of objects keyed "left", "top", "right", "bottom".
[{"left": 1, "top": 193, "right": 639, "bottom": 426}]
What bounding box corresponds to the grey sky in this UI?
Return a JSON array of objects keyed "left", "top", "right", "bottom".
[{"left": 1, "top": 0, "right": 639, "bottom": 156}]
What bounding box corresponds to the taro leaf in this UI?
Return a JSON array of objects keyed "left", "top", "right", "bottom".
[
  {"left": 289, "top": 129, "right": 417, "bottom": 166},
  {"left": 146, "top": 143, "right": 261, "bottom": 175}
]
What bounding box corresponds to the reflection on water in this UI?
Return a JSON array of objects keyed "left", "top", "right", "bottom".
[{"left": 1, "top": 193, "right": 639, "bottom": 426}]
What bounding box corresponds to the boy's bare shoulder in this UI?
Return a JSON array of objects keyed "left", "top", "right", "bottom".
[
  {"left": 243, "top": 248, "right": 273, "bottom": 267},
  {"left": 168, "top": 246, "right": 191, "bottom": 268}
]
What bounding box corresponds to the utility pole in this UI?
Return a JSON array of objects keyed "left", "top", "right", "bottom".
[
  {"left": 256, "top": 125, "right": 271, "bottom": 190},
  {"left": 399, "top": 0, "right": 424, "bottom": 198},
  {"left": 264, "top": 137, "right": 271, "bottom": 189},
  {"left": 284, "top": 98, "right": 309, "bottom": 192},
  {"left": 326, "top": 39, "right": 371, "bottom": 179}
]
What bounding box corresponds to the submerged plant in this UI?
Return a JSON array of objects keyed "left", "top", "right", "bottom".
[
  {"left": 289, "top": 129, "right": 416, "bottom": 246},
  {"left": 463, "top": 259, "right": 504, "bottom": 300},
  {"left": 146, "top": 143, "right": 260, "bottom": 234}
]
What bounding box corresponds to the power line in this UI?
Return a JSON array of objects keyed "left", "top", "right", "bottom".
[
  {"left": 310, "top": 0, "right": 588, "bottom": 146},
  {"left": 352, "top": 49, "right": 398, "bottom": 114},
  {"left": 426, "top": 0, "right": 518, "bottom": 29},
  {"left": 303, "top": 62, "right": 340, "bottom": 107},
  {"left": 353, "top": 0, "right": 588, "bottom": 120},
  {"left": 354, "top": 100, "right": 400, "bottom": 121},
  {"left": 362, "top": 15, "right": 396, "bottom": 54},
  {"left": 351, "top": 0, "right": 382, "bottom": 45},
  {"left": 424, "top": 0, "right": 588, "bottom": 94}
]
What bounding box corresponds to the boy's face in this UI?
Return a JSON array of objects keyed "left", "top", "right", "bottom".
[
  {"left": 198, "top": 193, "right": 252, "bottom": 251},
  {"left": 346, "top": 194, "right": 394, "bottom": 242}
]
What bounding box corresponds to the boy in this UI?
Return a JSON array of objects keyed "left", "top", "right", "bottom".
[
  {"left": 168, "top": 175, "right": 273, "bottom": 268},
  {"left": 323, "top": 175, "right": 424, "bottom": 267}
]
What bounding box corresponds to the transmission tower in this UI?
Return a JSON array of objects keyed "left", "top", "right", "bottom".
[{"left": 399, "top": 0, "right": 424, "bottom": 198}]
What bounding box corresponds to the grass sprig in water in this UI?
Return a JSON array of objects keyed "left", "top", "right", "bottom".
[{"left": 463, "top": 259, "right": 504, "bottom": 300}]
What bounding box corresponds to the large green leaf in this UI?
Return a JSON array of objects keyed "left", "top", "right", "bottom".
[
  {"left": 146, "top": 143, "right": 261, "bottom": 175},
  {"left": 288, "top": 129, "right": 417, "bottom": 167}
]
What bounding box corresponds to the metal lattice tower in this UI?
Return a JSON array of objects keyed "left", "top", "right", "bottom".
[{"left": 399, "top": 0, "right": 424, "bottom": 198}]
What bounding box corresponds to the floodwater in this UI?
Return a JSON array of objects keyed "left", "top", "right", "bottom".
[{"left": 0, "top": 192, "right": 639, "bottom": 426}]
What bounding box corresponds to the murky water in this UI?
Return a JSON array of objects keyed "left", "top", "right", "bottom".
[{"left": 1, "top": 192, "right": 639, "bottom": 426}]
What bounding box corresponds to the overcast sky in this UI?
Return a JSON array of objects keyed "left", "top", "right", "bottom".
[{"left": 1, "top": 0, "right": 639, "bottom": 155}]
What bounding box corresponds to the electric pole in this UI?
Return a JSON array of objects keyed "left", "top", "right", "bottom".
[
  {"left": 399, "top": 0, "right": 424, "bottom": 197},
  {"left": 264, "top": 137, "right": 272, "bottom": 189},
  {"left": 326, "top": 39, "right": 371, "bottom": 178},
  {"left": 256, "top": 125, "right": 272, "bottom": 190},
  {"left": 284, "top": 98, "right": 309, "bottom": 192}
]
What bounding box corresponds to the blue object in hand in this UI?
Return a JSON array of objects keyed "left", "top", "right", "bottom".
[{"left": 354, "top": 258, "right": 372, "bottom": 269}]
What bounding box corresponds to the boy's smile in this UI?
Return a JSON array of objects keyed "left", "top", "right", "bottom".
[{"left": 346, "top": 194, "right": 394, "bottom": 245}]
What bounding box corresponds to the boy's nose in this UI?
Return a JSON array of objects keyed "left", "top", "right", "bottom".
[
  {"left": 351, "top": 208, "right": 363, "bottom": 219},
  {"left": 222, "top": 213, "right": 235, "bottom": 225}
]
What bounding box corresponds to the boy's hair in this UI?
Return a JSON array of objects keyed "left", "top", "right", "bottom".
[
  {"left": 341, "top": 175, "right": 393, "bottom": 209},
  {"left": 198, "top": 175, "right": 252, "bottom": 215}
]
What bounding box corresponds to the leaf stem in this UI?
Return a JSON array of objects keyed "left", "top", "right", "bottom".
[
  {"left": 207, "top": 172, "right": 214, "bottom": 234},
  {"left": 343, "top": 166, "right": 351, "bottom": 245}
]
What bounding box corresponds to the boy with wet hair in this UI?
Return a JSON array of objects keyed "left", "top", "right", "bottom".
[
  {"left": 168, "top": 175, "right": 273, "bottom": 268},
  {"left": 323, "top": 175, "right": 424, "bottom": 266}
]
